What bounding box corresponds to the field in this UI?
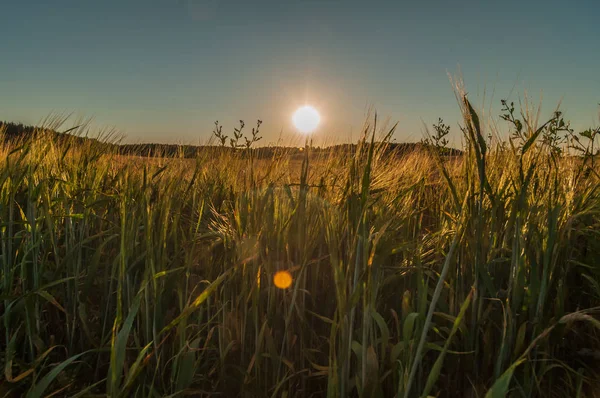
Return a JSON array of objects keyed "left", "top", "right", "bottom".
[{"left": 1, "top": 92, "right": 600, "bottom": 397}]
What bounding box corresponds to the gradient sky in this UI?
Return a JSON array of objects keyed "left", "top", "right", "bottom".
[{"left": 1, "top": 0, "right": 599, "bottom": 145}]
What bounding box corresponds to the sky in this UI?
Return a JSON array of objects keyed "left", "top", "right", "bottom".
[{"left": 1, "top": 0, "right": 599, "bottom": 146}]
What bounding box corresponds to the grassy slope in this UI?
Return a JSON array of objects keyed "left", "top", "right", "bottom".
[{"left": 1, "top": 100, "right": 600, "bottom": 397}]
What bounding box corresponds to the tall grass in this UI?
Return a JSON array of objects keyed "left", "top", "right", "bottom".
[{"left": 1, "top": 91, "right": 600, "bottom": 397}]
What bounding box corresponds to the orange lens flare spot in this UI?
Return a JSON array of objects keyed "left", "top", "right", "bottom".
[{"left": 273, "top": 271, "right": 293, "bottom": 289}]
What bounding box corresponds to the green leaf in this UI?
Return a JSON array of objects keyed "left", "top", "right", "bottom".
[
  {"left": 390, "top": 342, "right": 406, "bottom": 364},
  {"left": 372, "top": 310, "right": 390, "bottom": 354},
  {"left": 485, "top": 358, "right": 526, "bottom": 398},
  {"left": 421, "top": 288, "right": 473, "bottom": 397},
  {"left": 36, "top": 290, "right": 66, "bottom": 313},
  {"left": 158, "top": 270, "right": 230, "bottom": 335},
  {"left": 403, "top": 313, "right": 419, "bottom": 345},
  {"left": 107, "top": 295, "right": 142, "bottom": 395},
  {"left": 27, "top": 351, "right": 90, "bottom": 398},
  {"left": 175, "top": 338, "right": 201, "bottom": 391},
  {"left": 122, "top": 342, "right": 153, "bottom": 392}
]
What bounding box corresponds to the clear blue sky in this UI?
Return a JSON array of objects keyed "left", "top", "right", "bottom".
[{"left": 1, "top": 0, "right": 598, "bottom": 145}]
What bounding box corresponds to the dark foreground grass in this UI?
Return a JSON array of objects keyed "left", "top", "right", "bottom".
[{"left": 1, "top": 90, "right": 600, "bottom": 397}]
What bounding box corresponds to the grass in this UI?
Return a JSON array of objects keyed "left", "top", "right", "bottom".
[{"left": 1, "top": 88, "right": 600, "bottom": 397}]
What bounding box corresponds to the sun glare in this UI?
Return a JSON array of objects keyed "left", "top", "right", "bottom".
[{"left": 292, "top": 106, "right": 320, "bottom": 134}]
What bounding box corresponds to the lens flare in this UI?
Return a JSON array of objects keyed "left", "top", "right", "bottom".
[{"left": 273, "top": 270, "right": 293, "bottom": 289}]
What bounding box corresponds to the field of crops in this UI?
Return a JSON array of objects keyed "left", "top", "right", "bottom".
[{"left": 1, "top": 93, "right": 600, "bottom": 397}]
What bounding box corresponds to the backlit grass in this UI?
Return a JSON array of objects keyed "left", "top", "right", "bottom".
[{"left": 1, "top": 88, "right": 600, "bottom": 397}]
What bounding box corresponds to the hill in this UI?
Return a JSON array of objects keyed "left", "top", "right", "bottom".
[{"left": 0, "top": 120, "right": 462, "bottom": 158}]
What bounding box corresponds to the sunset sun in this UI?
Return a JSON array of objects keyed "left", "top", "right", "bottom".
[{"left": 292, "top": 105, "right": 320, "bottom": 134}]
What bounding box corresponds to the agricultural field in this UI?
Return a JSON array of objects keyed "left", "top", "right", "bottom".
[{"left": 1, "top": 96, "right": 600, "bottom": 397}]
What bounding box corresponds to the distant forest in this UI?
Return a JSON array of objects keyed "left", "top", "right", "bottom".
[{"left": 0, "top": 120, "right": 462, "bottom": 158}]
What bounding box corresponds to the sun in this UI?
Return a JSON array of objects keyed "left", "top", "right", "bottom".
[{"left": 292, "top": 105, "right": 320, "bottom": 134}]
